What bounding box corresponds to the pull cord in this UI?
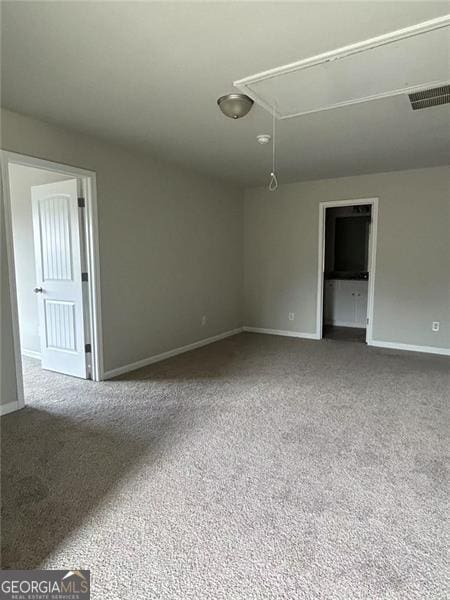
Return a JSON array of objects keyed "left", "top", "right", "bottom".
[{"left": 269, "top": 107, "right": 278, "bottom": 192}]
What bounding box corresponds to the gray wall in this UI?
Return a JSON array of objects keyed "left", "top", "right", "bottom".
[
  {"left": 9, "top": 164, "right": 71, "bottom": 354},
  {"left": 1, "top": 108, "right": 243, "bottom": 404},
  {"left": 244, "top": 166, "right": 450, "bottom": 349},
  {"left": 1, "top": 185, "right": 18, "bottom": 408}
]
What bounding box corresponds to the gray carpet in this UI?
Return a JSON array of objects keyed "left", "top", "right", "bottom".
[
  {"left": 323, "top": 325, "right": 366, "bottom": 343},
  {"left": 1, "top": 333, "right": 449, "bottom": 599}
]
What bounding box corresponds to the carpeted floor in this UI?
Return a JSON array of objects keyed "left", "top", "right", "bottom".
[
  {"left": 323, "top": 325, "right": 366, "bottom": 343},
  {"left": 1, "top": 333, "right": 449, "bottom": 599}
]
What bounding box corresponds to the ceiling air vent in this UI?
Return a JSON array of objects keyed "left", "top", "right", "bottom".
[{"left": 408, "top": 85, "right": 450, "bottom": 110}]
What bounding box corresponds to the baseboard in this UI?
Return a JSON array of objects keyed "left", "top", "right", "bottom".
[
  {"left": 369, "top": 339, "right": 450, "bottom": 356},
  {"left": 0, "top": 401, "right": 23, "bottom": 416},
  {"left": 103, "top": 327, "right": 244, "bottom": 379},
  {"left": 21, "top": 349, "right": 42, "bottom": 360},
  {"left": 242, "top": 328, "right": 448, "bottom": 355},
  {"left": 243, "top": 326, "right": 319, "bottom": 340}
]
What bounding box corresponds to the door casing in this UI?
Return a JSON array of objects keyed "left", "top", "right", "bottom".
[
  {"left": 316, "top": 197, "right": 379, "bottom": 343},
  {"left": 1, "top": 151, "right": 104, "bottom": 411}
]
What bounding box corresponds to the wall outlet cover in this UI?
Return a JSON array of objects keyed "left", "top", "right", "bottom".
[{"left": 432, "top": 321, "right": 440, "bottom": 332}]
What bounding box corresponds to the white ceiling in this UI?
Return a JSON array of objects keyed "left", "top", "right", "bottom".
[{"left": 2, "top": 1, "right": 449, "bottom": 187}]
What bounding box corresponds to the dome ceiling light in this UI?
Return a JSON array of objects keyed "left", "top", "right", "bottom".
[{"left": 217, "top": 94, "right": 254, "bottom": 119}]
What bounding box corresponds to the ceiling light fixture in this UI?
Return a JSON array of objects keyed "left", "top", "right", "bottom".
[{"left": 217, "top": 94, "right": 254, "bottom": 119}]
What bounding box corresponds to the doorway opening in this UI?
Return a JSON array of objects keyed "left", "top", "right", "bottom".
[
  {"left": 2, "top": 152, "right": 103, "bottom": 412},
  {"left": 316, "top": 198, "right": 378, "bottom": 344}
]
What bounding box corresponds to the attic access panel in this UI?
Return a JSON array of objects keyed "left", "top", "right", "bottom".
[{"left": 234, "top": 16, "right": 450, "bottom": 119}]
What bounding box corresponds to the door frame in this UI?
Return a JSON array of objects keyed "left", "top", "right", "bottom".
[
  {"left": 1, "top": 151, "right": 104, "bottom": 410},
  {"left": 315, "top": 197, "right": 379, "bottom": 343}
]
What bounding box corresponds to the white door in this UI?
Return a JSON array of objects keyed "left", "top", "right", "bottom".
[{"left": 31, "top": 179, "right": 88, "bottom": 378}]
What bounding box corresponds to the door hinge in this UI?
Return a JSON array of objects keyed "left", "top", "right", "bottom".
[
  {"left": 78, "top": 197, "right": 85, "bottom": 208},
  {"left": 81, "top": 272, "right": 88, "bottom": 282},
  {"left": 85, "top": 343, "right": 92, "bottom": 353},
  {"left": 366, "top": 317, "right": 369, "bottom": 324}
]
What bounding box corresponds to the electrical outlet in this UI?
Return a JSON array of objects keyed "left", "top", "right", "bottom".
[
  {"left": 288, "top": 312, "right": 295, "bottom": 321},
  {"left": 432, "top": 321, "right": 440, "bottom": 332},
  {"left": 201, "top": 315, "right": 207, "bottom": 326}
]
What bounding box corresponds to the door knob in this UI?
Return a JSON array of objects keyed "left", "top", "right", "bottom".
[{"left": 33, "top": 287, "right": 44, "bottom": 294}]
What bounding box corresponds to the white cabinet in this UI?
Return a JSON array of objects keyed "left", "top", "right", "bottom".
[
  {"left": 354, "top": 284, "right": 368, "bottom": 326},
  {"left": 324, "top": 279, "right": 368, "bottom": 328}
]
